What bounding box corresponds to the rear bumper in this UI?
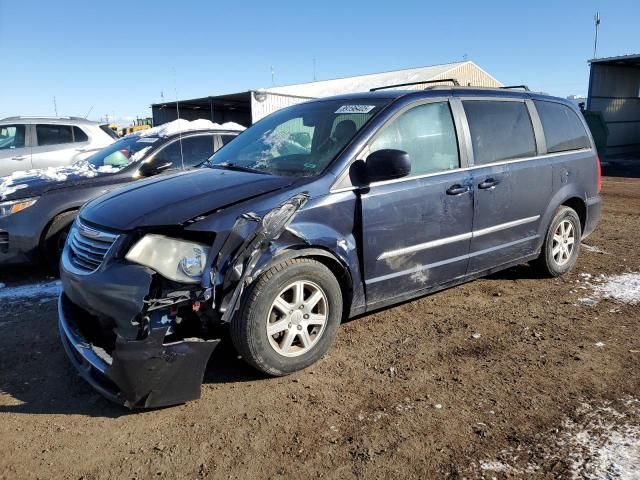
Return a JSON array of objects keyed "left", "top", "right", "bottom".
[
  {"left": 583, "top": 195, "right": 602, "bottom": 239},
  {"left": 58, "top": 293, "right": 220, "bottom": 409}
]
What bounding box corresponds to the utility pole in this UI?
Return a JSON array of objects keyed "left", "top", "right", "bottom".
[
  {"left": 593, "top": 12, "right": 601, "bottom": 59},
  {"left": 271, "top": 65, "right": 275, "bottom": 86},
  {"left": 313, "top": 58, "right": 317, "bottom": 81},
  {"left": 53, "top": 96, "right": 58, "bottom": 116}
]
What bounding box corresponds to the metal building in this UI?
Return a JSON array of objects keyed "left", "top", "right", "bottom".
[
  {"left": 587, "top": 54, "right": 640, "bottom": 157},
  {"left": 151, "top": 61, "right": 502, "bottom": 127}
]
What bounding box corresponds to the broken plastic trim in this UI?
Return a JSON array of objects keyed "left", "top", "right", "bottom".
[
  {"left": 108, "top": 327, "right": 220, "bottom": 408},
  {"left": 58, "top": 293, "right": 220, "bottom": 408},
  {"left": 212, "top": 192, "right": 309, "bottom": 323}
]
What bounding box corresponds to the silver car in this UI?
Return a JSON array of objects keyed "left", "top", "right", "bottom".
[{"left": 0, "top": 116, "right": 117, "bottom": 177}]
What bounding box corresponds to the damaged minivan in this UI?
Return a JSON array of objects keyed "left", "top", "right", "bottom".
[{"left": 58, "top": 86, "right": 602, "bottom": 408}]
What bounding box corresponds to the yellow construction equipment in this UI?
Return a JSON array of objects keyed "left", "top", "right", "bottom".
[{"left": 121, "top": 117, "right": 153, "bottom": 136}]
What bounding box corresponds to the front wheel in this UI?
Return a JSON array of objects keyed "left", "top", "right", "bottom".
[
  {"left": 42, "top": 211, "right": 76, "bottom": 274},
  {"left": 231, "top": 258, "right": 343, "bottom": 376},
  {"left": 532, "top": 206, "right": 582, "bottom": 277}
]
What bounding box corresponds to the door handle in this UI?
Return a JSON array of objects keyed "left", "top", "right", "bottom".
[
  {"left": 446, "top": 184, "right": 470, "bottom": 195},
  {"left": 478, "top": 178, "right": 500, "bottom": 189},
  {"left": 11, "top": 155, "right": 26, "bottom": 161}
]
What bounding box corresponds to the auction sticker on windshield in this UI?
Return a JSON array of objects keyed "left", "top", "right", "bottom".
[{"left": 335, "top": 105, "right": 377, "bottom": 114}]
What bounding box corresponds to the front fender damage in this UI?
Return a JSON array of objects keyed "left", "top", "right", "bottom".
[
  {"left": 210, "top": 192, "right": 310, "bottom": 322},
  {"left": 60, "top": 193, "right": 311, "bottom": 408}
]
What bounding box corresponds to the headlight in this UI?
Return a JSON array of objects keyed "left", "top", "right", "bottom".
[
  {"left": 0, "top": 197, "right": 38, "bottom": 218},
  {"left": 125, "top": 234, "right": 208, "bottom": 283}
]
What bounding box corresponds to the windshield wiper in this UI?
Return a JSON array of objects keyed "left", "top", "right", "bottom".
[{"left": 206, "top": 161, "right": 270, "bottom": 175}]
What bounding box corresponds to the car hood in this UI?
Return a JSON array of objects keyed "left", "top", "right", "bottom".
[
  {"left": 0, "top": 163, "right": 126, "bottom": 201},
  {"left": 80, "top": 168, "right": 296, "bottom": 231}
]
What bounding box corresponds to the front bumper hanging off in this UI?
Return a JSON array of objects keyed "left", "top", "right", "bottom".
[{"left": 58, "top": 294, "right": 220, "bottom": 409}]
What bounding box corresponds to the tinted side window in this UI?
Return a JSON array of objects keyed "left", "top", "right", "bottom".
[
  {"left": 534, "top": 100, "right": 591, "bottom": 153},
  {"left": 153, "top": 135, "right": 215, "bottom": 169},
  {"left": 463, "top": 101, "right": 536, "bottom": 165},
  {"left": 219, "top": 135, "right": 236, "bottom": 146},
  {"left": 73, "top": 126, "right": 89, "bottom": 142},
  {"left": 370, "top": 102, "right": 459, "bottom": 176},
  {"left": 36, "top": 124, "right": 73, "bottom": 146},
  {"left": 0, "top": 124, "right": 26, "bottom": 150}
]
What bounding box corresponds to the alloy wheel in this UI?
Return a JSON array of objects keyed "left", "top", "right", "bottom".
[
  {"left": 552, "top": 219, "right": 575, "bottom": 266},
  {"left": 266, "top": 280, "right": 328, "bottom": 357}
]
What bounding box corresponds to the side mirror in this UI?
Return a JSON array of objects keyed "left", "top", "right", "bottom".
[
  {"left": 138, "top": 160, "right": 172, "bottom": 177},
  {"left": 365, "top": 149, "right": 411, "bottom": 183}
]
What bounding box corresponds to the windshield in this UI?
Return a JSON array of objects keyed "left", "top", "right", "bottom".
[
  {"left": 87, "top": 135, "right": 160, "bottom": 170},
  {"left": 209, "top": 99, "right": 389, "bottom": 176}
]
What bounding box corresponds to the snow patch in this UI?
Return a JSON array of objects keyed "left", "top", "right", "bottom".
[
  {"left": 566, "top": 400, "right": 640, "bottom": 480},
  {"left": 592, "top": 273, "right": 640, "bottom": 305},
  {"left": 573, "top": 272, "right": 640, "bottom": 306},
  {"left": 128, "top": 146, "right": 152, "bottom": 163},
  {"left": 135, "top": 119, "right": 245, "bottom": 139},
  {"left": 477, "top": 398, "right": 640, "bottom": 479},
  {"left": 582, "top": 243, "right": 610, "bottom": 255},
  {"left": 0, "top": 280, "right": 62, "bottom": 301},
  {"left": 0, "top": 161, "right": 108, "bottom": 200}
]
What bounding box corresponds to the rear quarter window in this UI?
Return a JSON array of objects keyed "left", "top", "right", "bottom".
[
  {"left": 534, "top": 100, "right": 591, "bottom": 153},
  {"left": 73, "top": 126, "right": 89, "bottom": 142},
  {"left": 36, "top": 124, "right": 73, "bottom": 146},
  {"left": 463, "top": 100, "right": 536, "bottom": 165}
]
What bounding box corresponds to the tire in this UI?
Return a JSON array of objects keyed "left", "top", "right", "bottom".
[
  {"left": 231, "top": 258, "right": 343, "bottom": 376},
  {"left": 532, "top": 206, "right": 582, "bottom": 277},
  {"left": 42, "top": 211, "right": 77, "bottom": 274}
]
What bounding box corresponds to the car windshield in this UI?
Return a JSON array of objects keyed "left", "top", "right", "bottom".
[
  {"left": 209, "top": 99, "right": 390, "bottom": 176},
  {"left": 87, "top": 135, "right": 160, "bottom": 170}
]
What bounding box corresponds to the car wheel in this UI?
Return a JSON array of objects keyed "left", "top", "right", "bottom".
[
  {"left": 42, "top": 211, "right": 76, "bottom": 274},
  {"left": 532, "top": 206, "right": 581, "bottom": 277},
  {"left": 231, "top": 258, "right": 343, "bottom": 376}
]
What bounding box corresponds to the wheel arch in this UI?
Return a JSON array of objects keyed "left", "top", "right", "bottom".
[
  {"left": 539, "top": 185, "right": 588, "bottom": 248},
  {"left": 39, "top": 207, "right": 79, "bottom": 249},
  {"left": 561, "top": 197, "right": 587, "bottom": 234},
  {"left": 252, "top": 246, "right": 355, "bottom": 321}
]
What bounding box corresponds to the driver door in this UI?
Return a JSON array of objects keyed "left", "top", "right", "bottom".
[
  {"left": 359, "top": 99, "right": 474, "bottom": 307},
  {"left": 139, "top": 134, "right": 216, "bottom": 175}
]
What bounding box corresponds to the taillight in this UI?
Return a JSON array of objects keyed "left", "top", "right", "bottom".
[{"left": 596, "top": 155, "right": 602, "bottom": 193}]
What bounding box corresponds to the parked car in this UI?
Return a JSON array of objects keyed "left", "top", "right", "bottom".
[
  {"left": 0, "top": 116, "right": 118, "bottom": 177},
  {"left": 58, "top": 87, "right": 602, "bottom": 408},
  {"left": 0, "top": 120, "right": 243, "bottom": 269}
]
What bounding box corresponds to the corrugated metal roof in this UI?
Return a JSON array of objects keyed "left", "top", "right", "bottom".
[
  {"left": 264, "top": 61, "right": 497, "bottom": 98},
  {"left": 590, "top": 53, "right": 640, "bottom": 65}
]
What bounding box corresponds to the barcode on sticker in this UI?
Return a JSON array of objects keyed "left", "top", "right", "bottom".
[{"left": 335, "top": 105, "right": 376, "bottom": 114}]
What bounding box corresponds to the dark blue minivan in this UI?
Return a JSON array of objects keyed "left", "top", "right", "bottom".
[{"left": 58, "top": 87, "right": 602, "bottom": 407}]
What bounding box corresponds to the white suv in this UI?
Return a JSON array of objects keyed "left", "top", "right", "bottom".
[{"left": 0, "top": 116, "right": 117, "bottom": 177}]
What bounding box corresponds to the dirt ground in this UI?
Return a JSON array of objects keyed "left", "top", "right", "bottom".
[{"left": 1, "top": 177, "right": 639, "bottom": 479}]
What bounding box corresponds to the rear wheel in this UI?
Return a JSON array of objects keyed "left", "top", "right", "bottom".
[
  {"left": 231, "top": 258, "right": 343, "bottom": 376},
  {"left": 42, "top": 211, "right": 76, "bottom": 274},
  {"left": 532, "top": 206, "right": 581, "bottom": 277}
]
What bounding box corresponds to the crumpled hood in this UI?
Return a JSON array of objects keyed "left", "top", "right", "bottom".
[
  {"left": 0, "top": 163, "right": 123, "bottom": 201},
  {"left": 80, "top": 168, "right": 295, "bottom": 230}
]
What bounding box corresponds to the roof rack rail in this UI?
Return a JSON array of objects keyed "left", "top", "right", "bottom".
[
  {"left": 1, "top": 115, "right": 87, "bottom": 121},
  {"left": 500, "top": 85, "right": 530, "bottom": 91},
  {"left": 370, "top": 78, "right": 460, "bottom": 92}
]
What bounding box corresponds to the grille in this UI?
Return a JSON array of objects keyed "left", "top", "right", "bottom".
[
  {"left": 0, "top": 230, "right": 8, "bottom": 253},
  {"left": 67, "top": 221, "right": 119, "bottom": 273}
]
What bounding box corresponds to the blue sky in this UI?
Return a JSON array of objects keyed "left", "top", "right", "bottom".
[{"left": 0, "top": 0, "right": 637, "bottom": 124}]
